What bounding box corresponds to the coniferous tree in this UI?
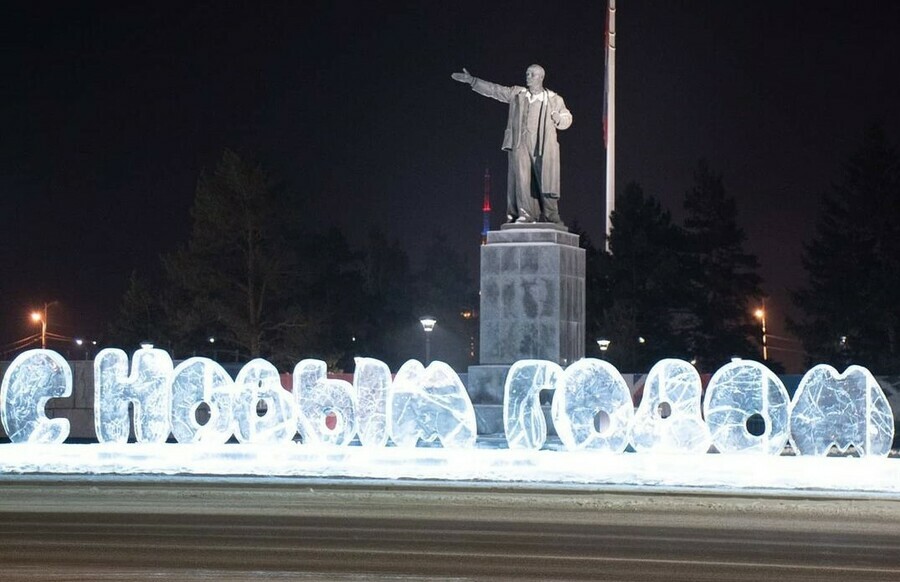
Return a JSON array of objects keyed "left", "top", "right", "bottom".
[
  {"left": 682, "top": 161, "right": 763, "bottom": 372},
  {"left": 791, "top": 127, "right": 900, "bottom": 372},
  {"left": 593, "top": 182, "right": 691, "bottom": 372}
]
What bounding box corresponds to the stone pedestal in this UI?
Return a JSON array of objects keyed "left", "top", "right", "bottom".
[{"left": 467, "top": 223, "right": 586, "bottom": 432}]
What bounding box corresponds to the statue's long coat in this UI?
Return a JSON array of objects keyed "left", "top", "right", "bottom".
[{"left": 471, "top": 78, "right": 573, "bottom": 197}]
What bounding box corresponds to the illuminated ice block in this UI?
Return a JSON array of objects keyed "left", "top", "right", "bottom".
[
  {"left": 170, "top": 357, "right": 236, "bottom": 444},
  {"left": 294, "top": 359, "right": 357, "bottom": 446},
  {"left": 234, "top": 359, "right": 298, "bottom": 444},
  {"left": 551, "top": 358, "right": 634, "bottom": 452},
  {"left": 353, "top": 357, "right": 391, "bottom": 447},
  {"left": 703, "top": 360, "right": 790, "bottom": 455},
  {"left": 389, "top": 360, "right": 477, "bottom": 448},
  {"left": 0, "top": 349, "right": 72, "bottom": 443},
  {"left": 94, "top": 347, "right": 173, "bottom": 443},
  {"left": 503, "top": 360, "right": 563, "bottom": 450},
  {"left": 631, "top": 359, "right": 711, "bottom": 454},
  {"left": 789, "top": 364, "right": 894, "bottom": 457}
]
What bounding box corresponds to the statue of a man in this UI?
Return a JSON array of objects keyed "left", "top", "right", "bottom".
[{"left": 452, "top": 65, "right": 573, "bottom": 225}]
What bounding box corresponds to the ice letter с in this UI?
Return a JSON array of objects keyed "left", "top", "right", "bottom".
[
  {"left": 703, "top": 360, "right": 789, "bottom": 454},
  {"left": 631, "top": 359, "right": 711, "bottom": 454},
  {"left": 389, "top": 360, "right": 477, "bottom": 448},
  {"left": 294, "top": 359, "right": 358, "bottom": 446},
  {"left": 234, "top": 358, "right": 298, "bottom": 444},
  {"left": 789, "top": 364, "right": 894, "bottom": 457},
  {"left": 504, "top": 360, "right": 562, "bottom": 450},
  {"left": 170, "top": 357, "right": 236, "bottom": 444},
  {"left": 353, "top": 357, "right": 391, "bottom": 447},
  {"left": 0, "top": 349, "right": 72, "bottom": 443},
  {"left": 94, "top": 347, "right": 173, "bottom": 443},
  {"left": 551, "top": 358, "right": 633, "bottom": 452}
]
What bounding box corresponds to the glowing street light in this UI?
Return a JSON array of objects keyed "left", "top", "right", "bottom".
[
  {"left": 419, "top": 316, "right": 437, "bottom": 364},
  {"left": 754, "top": 303, "right": 768, "bottom": 361},
  {"left": 29, "top": 302, "right": 56, "bottom": 350}
]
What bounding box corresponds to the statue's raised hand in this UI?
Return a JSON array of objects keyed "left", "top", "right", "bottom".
[{"left": 451, "top": 68, "right": 473, "bottom": 84}]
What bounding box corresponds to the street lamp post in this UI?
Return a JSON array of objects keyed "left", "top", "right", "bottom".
[
  {"left": 30, "top": 302, "right": 56, "bottom": 350},
  {"left": 754, "top": 303, "right": 768, "bottom": 361},
  {"left": 419, "top": 316, "right": 437, "bottom": 364}
]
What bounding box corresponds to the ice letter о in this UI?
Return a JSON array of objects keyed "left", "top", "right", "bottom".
[
  {"left": 504, "top": 360, "right": 562, "bottom": 450},
  {"left": 551, "top": 358, "right": 633, "bottom": 452},
  {"left": 631, "top": 359, "right": 711, "bottom": 454},
  {"left": 353, "top": 357, "right": 391, "bottom": 447},
  {"left": 234, "top": 359, "right": 297, "bottom": 444},
  {"left": 703, "top": 360, "right": 789, "bottom": 454},
  {"left": 94, "top": 347, "right": 173, "bottom": 443},
  {"left": 0, "top": 350, "right": 72, "bottom": 443},
  {"left": 294, "top": 359, "right": 357, "bottom": 446},
  {"left": 170, "top": 357, "right": 236, "bottom": 444},
  {"left": 789, "top": 365, "right": 894, "bottom": 457},
  {"left": 389, "top": 360, "right": 477, "bottom": 448}
]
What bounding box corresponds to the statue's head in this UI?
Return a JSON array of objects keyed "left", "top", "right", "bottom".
[{"left": 525, "top": 64, "right": 545, "bottom": 91}]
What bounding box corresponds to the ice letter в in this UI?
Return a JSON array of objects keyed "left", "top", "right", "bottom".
[
  {"left": 294, "top": 359, "right": 357, "bottom": 446},
  {"left": 94, "top": 347, "right": 173, "bottom": 443},
  {"left": 703, "top": 360, "right": 790, "bottom": 454},
  {"left": 789, "top": 364, "right": 894, "bottom": 457},
  {"left": 234, "top": 358, "right": 297, "bottom": 444},
  {"left": 552, "top": 358, "right": 634, "bottom": 453},
  {"left": 504, "top": 360, "right": 562, "bottom": 450},
  {"left": 389, "top": 360, "right": 477, "bottom": 448},
  {"left": 631, "top": 359, "right": 710, "bottom": 454},
  {"left": 170, "top": 357, "right": 236, "bottom": 444},
  {"left": 1, "top": 349, "right": 72, "bottom": 443}
]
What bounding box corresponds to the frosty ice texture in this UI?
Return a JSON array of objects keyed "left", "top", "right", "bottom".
[
  {"left": 0, "top": 350, "right": 72, "bottom": 443},
  {"left": 503, "top": 360, "right": 562, "bottom": 450},
  {"left": 631, "top": 359, "right": 711, "bottom": 454},
  {"left": 703, "top": 360, "right": 790, "bottom": 454},
  {"left": 233, "top": 359, "right": 297, "bottom": 444},
  {"left": 170, "top": 357, "right": 236, "bottom": 444},
  {"left": 552, "top": 358, "right": 633, "bottom": 452},
  {"left": 389, "top": 360, "right": 476, "bottom": 448},
  {"left": 94, "top": 347, "right": 173, "bottom": 443},
  {"left": 789, "top": 365, "right": 894, "bottom": 457},
  {"left": 294, "top": 359, "right": 358, "bottom": 446},
  {"left": 353, "top": 357, "right": 391, "bottom": 447}
]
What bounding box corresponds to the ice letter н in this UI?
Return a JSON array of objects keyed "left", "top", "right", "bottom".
[
  {"left": 504, "top": 360, "right": 562, "bottom": 450},
  {"left": 0, "top": 349, "right": 72, "bottom": 443},
  {"left": 170, "top": 357, "right": 236, "bottom": 444},
  {"left": 703, "top": 360, "right": 790, "bottom": 454},
  {"left": 353, "top": 357, "right": 391, "bottom": 447},
  {"left": 234, "top": 358, "right": 298, "bottom": 444},
  {"left": 631, "top": 359, "right": 711, "bottom": 454},
  {"left": 294, "top": 359, "right": 357, "bottom": 446},
  {"left": 789, "top": 364, "right": 894, "bottom": 457},
  {"left": 94, "top": 347, "right": 173, "bottom": 443},
  {"left": 389, "top": 360, "right": 477, "bottom": 448},
  {"left": 551, "top": 358, "right": 634, "bottom": 453}
]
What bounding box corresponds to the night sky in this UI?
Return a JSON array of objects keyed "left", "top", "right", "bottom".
[{"left": 3, "top": 1, "right": 900, "bottom": 371}]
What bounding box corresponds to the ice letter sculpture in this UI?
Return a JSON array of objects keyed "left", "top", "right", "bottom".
[
  {"left": 504, "top": 360, "right": 562, "bottom": 450},
  {"left": 0, "top": 350, "right": 72, "bottom": 443},
  {"left": 703, "top": 360, "right": 789, "bottom": 454},
  {"left": 551, "top": 358, "right": 633, "bottom": 452},
  {"left": 389, "top": 360, "right": 476, "bottom": 448},
  {"left": 353, "top": 357, "right": 391, "bottom": 447},
  {"left": 234, "top": 359, "right": 297, "bottom": 444},
  {"left": 94, "top": 347, "right": 173, "bottom": 443},
  {"left": 631, "top": 359, "right": 711, "bottom": 454},
  {"left": 170, "top": 357, "right": 236, "bottom": 444},
  {"left": 294, "top": 359, "right": 357, "bottom": 446},
  {"left": 789, "top": 365, "right": 894, "bottom": 457}
]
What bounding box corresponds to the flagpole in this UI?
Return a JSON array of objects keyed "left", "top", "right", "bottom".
[{"left": 605, "top": 0, "right": 616, "bottom": 252}]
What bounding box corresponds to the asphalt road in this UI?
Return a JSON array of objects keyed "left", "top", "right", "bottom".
[{"left": 1, "top": 478, "right": 899, "bottom": 581}]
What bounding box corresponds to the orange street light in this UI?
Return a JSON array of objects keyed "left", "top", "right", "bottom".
[{"left": 753, "top": 303, "right": 768, "bottom": 361}]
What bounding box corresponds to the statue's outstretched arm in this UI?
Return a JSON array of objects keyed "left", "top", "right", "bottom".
[{"left": 453, "top": 69, "right": 515, "bottom": 104}]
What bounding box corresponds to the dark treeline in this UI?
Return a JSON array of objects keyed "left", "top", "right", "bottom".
[{"left": 108, "top": 127, "right": 900, "bottom": 374}]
